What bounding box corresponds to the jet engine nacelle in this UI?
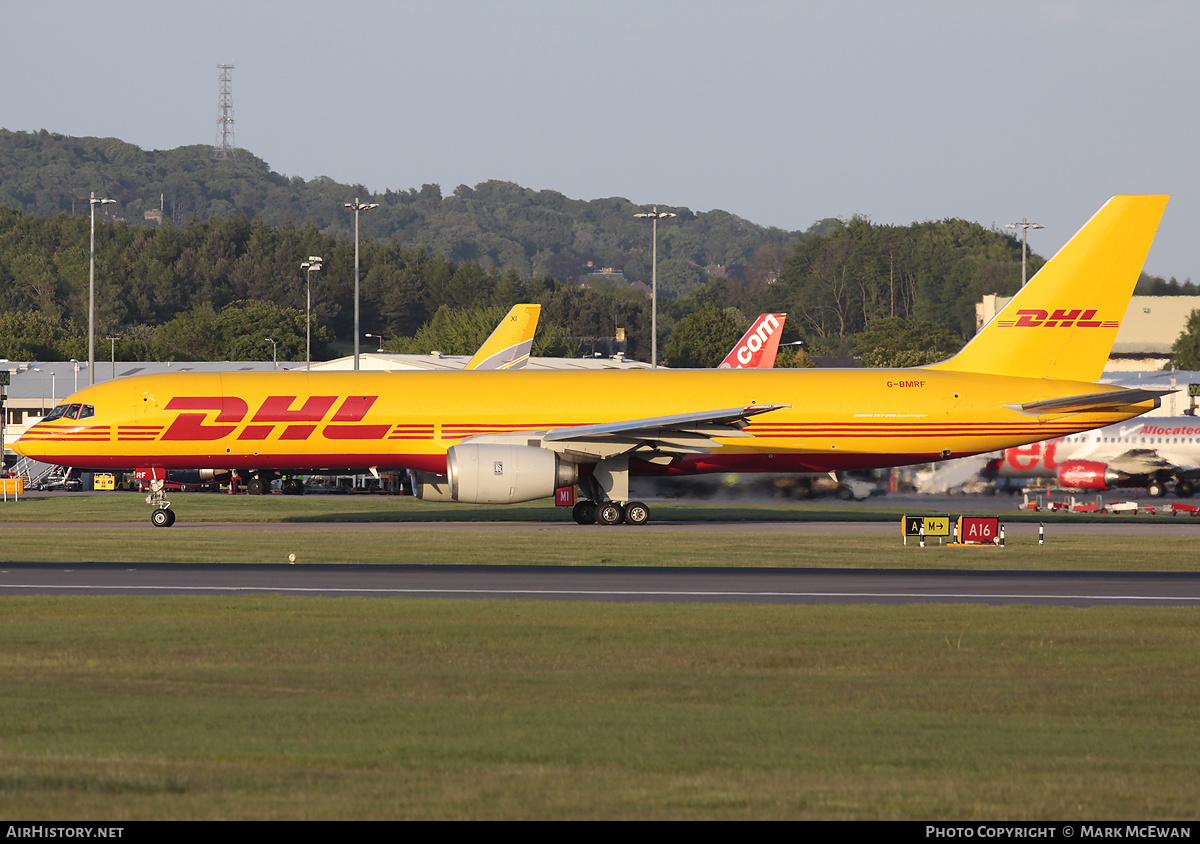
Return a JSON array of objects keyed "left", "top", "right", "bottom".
[
  {"left": 409, "top": 470, "right": 455, "bottom": 502},
  {"left": 1056, "top": 460, "right": 1119, "bottom": 490},
  {"left": 981, "top": 457, "right": 1004, "bottom": 477},
  {"left": 448, "top": 444, "right": 578, "bottom": 504}
]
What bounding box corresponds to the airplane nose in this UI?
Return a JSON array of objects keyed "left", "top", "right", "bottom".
[
  {"left": 13, "top": 433, "right": 36, "bottom": 458},
  {"left": 13, "top": 426, "right": 50, "bottom": 460}
]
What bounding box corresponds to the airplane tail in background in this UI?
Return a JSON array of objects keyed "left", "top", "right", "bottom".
[
  {"left": 718, "top": 313, "right": 787, "bottom": 369},
  {"left": 927, "top": 195, "right": 1169, "bottom": 383},
  {"left": 465, "top": 304, "right": 541, "bottom": 370}
]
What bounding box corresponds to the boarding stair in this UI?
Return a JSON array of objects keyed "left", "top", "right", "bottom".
[{"left": 12, "top": 457, "right": 55, "bottom": 489}]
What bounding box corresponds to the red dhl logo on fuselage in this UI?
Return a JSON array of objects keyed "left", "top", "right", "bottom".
[
  {"left": 163, "top": 395, "right": 391, "bottom": 441},
  {"left": 997, "top": 309, "right": 1117, "bottom": 328}
]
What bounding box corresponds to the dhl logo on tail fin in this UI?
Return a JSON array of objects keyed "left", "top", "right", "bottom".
[
  {"left": 997, "top": 309, "right": 1117, "bottom": 329},
  {"left": 928, "top": 195, "right": 1169, "bottom": 383}
]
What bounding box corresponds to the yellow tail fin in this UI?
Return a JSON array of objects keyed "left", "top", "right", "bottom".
[
  {"left": 928, "top": 195, "right": 1169, "bottom": 382},
  {"left": 465, "top": 304, "right": 542, "bottom": 370}
]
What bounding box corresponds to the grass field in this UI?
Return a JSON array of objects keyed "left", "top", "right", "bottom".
[
  {"left": 2, "top": 597, "right": 1198, "bottom": 820},
  {"left": 3, "top": 492, "right": 1198, "bottom": 819},
  {"left": 2, "top": 491, "right": 1199, "bottom": 571},
  {"left": 0, "top": 487, "right": 1167, "bottom": 524}
]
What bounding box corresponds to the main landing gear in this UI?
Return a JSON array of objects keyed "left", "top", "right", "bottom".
[
  {"left": 570, "top": 458, "right": 650, "bottom": 525},
  {"left": 572, "top": 499, "right": 650, "bottom": 526},
  {"left": 242, "top": 472, "right": 304, "bottom": 495}
]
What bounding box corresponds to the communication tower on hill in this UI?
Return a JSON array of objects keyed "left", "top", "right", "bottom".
[{"left": 214, "top": 63, "right": 236, "bottom": 160}]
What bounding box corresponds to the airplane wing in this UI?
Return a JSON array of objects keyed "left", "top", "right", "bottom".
[
  {"left": 464, "top": 404, "right": 788, "bottom": 464},
  {"left": 1102, "top": 448, "right": 1176, "bottom": 475},
  {"left": 1099, "top": 445, "right": 1200, "bottom": 479},
  {"left": 1006, "top": 388, "right": 1172, "bottom": 415}
]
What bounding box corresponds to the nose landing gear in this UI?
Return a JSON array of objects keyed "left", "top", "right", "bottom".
[{"left": 145, "top": 478, "right": 176, "bottom": 527}]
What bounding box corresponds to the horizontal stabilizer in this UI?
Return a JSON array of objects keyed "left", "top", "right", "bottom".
[{"left": 1006, "top": 388, "right": 1171, "bottom": 415}]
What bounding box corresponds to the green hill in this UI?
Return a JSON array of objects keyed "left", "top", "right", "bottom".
[{"left": 0, "top": 128, "right": 794, "bottom": 299}]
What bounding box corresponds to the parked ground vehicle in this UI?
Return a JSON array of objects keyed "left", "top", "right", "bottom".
[{"left": 36, "top": 467, "right": 82, "bottom": 492}]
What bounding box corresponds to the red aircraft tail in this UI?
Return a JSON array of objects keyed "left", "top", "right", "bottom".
[{"left": 718, "top": 313, "right": 787, "bottom": 369}]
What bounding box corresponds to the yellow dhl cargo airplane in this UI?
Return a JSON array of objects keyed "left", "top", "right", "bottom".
[{"left": 16, "top": 195, "right": 1171, "bottom": 527}]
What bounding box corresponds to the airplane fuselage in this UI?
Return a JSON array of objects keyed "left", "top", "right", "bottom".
[
  {"left": 16, "top": 368, "right": 1154, "bottom": 476},
  {"left": 990, "top": 417, "right": 1200, "bottom": 485}
]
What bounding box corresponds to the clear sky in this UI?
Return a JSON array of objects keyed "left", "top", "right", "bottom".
[{"left": 4, "top": 1, "right": 1196, "bottom": 278}]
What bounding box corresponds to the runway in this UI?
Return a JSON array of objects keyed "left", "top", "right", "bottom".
[{"left": 3, "top": 562, "right": 1200, "bottom": 606}]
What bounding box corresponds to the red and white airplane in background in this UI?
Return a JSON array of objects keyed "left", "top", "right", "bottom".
[
  {"left": 718, "top": 313, "right": 787, "bottom": 369},
  {"left": 985, "top": 417, "right": 1200, "bottom": 497}
]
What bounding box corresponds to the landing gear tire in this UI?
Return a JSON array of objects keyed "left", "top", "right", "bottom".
[
  {"left": 624, "top": 501, "right": 650, "bottom": 525},
  {"left": 151, "top": 508, "right": 176, "bottom": 528},
  {"left": 573, "top": 500, "right": 597, "bottom": 525},
  {"left": 596, "top": 502, "right": 624, "bottom": 525},
  {"left": 1148, "top": 481, "right": 1166, "bottom": 498},
  {"left": 282, "top": 478, "right": 305, "bottom": 495},
  {"left": 1176, "top": 480, "right": 1194, "bottom": 498},
  {"left": 247, "top": 478, "right": 266, "bottom": 496}
]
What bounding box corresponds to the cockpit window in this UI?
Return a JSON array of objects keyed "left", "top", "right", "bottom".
[{"left": 41, "top": 403, "right": 94, "bottom": 422}]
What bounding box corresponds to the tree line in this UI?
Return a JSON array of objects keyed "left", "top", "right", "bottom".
[{"left": 4, "top": 201, "right": 1180, "bottom": 367}]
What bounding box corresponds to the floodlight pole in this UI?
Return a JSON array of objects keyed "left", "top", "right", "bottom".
[
  {"left": 301, "top": 257, "right": 323, "bottom": 370},
  {"left": 88, "top": 192, "right": 115, "bottom": 385},
  {"left": 634, "top": 206, "right": 676, "bottom": 368},
  {"left": 105, "top": 335, "right": 121, "bottom": 382},
  {"left": 344, "top": 198, "right": 379, "bottom": 371},
  {"left": 1005, "top": 218, "right": 1043, "bottom": 286}
]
